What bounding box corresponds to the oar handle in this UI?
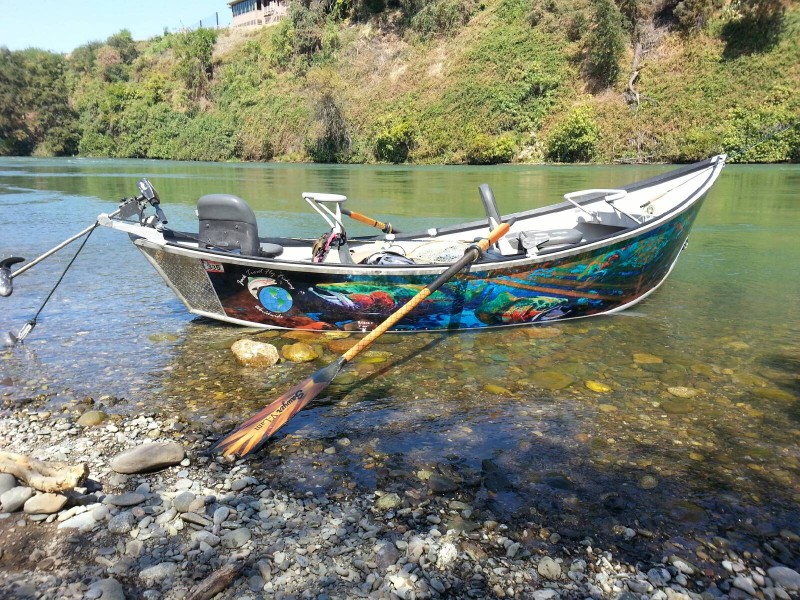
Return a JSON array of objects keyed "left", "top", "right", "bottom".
[
  {"left": 342, "top": 220, "right": 512, "bottom": 362},
  {"left": 342, "top": 209, "right": 397, "bottom": 234}
]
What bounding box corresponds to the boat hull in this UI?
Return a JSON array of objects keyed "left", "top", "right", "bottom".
[{"left": 135, "top": 198, "right": 704, "bottom": 332}]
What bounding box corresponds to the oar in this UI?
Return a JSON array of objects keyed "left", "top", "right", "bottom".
[
  {"left": 213, "top": 219, "right": 513, "bottom": 458},
  {"left": 341, "top": 208, "right": 399, "bottom": 234}
]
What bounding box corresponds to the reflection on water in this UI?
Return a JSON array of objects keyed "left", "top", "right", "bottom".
[{"left": 1, "top": 157, "right": 799, "bottom": 559}]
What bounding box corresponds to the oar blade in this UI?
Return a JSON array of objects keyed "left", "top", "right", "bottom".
[{"left": 213, "top": 358, "right": 344, "bottom": 458}]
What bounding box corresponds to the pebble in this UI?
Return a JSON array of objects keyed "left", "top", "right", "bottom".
[
  {"left": 538, "top": 556, "right": 562, "bottom": 580},
  {"left": 0, "top": 473, "right": 19, "bottom": 496},
  {"left": 107, "top": 511, "right": 135, "bottom": 534},
  {"left": 23, "top": 493, "right": 68, "bottom": 515},
  {"left": 172, "top": 491, "right": 197, "bottom": 513},
  {"left": 109, "top": 442, "right": 185, "bottom": 474},
  {"left": 221, "top": 527, "right": 251, "bottom": 548},
  {"left": 139, "top": 562, "right": 178, "bottom": 585},
  {"left": 77, "top": 410, "right": 107, "bottom": 427},
  {"left": 0, "top": 486, "right": 34, "bottom": 512},
  {"left": 58, "top": 511, "right": 98, "bottom": 532},
  {"left": 105, "top": 492, "right": 146, "bottom": 507},
  {"left": 768, "top": 566, "right": 800, "bottom": 591}
]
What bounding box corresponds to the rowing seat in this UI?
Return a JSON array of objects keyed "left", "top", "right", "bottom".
[{"left": 197, "top": 194, "right": 283, "bottom": 258}]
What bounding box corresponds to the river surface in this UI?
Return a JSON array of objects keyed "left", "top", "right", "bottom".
[{"left": 1, "top": 157, "right": 798, "bottom": 563}]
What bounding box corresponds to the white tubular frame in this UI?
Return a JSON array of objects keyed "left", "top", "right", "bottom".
[{"left": 303, "top": 192, "right": 348, "bottom": 235}]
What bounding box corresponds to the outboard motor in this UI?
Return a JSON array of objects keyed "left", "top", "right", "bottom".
[{"left": 197, "top": 194, "right": 262, "bottom": 256}]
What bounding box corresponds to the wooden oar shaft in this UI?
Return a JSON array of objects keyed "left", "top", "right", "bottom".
[{"left": 342, "top": 209, "right": 395, "bottom": 233}]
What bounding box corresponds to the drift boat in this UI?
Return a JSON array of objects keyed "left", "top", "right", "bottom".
[{"left": 89, "top": 155, "right": 726, "bottom": 332}]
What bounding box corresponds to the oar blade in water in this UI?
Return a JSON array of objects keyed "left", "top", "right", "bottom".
[{"left": 213, "top": 358, "right": 345, "bottom": 458}]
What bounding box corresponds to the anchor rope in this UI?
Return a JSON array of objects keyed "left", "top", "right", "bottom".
[{"left": 18, "top": 223, "right": 98, "bottom": 341}]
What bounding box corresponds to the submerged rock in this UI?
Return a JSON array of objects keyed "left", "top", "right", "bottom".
[
  {"left": 585, "top": 380, "right": 612, "bottom": 393},
  {"left": 231, "top": 338, "right": 280, "bottom": 368},
  {"left": 529, "top": 370, "right": 574, "bottom": 390},
  {"left": 282, "top": 342, "right": 319, "bottom": 363},
  {"left": 633, "top": 352, "right": 663, "bottom": 364}
]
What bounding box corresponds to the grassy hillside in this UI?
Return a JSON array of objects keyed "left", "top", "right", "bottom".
[{"left": 1, "top": 0, "right": 798, "bottom": 163}]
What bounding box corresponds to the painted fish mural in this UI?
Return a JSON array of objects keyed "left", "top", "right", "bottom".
[{"left": 192, "top": 206, "right": 700, "bottom": 331}]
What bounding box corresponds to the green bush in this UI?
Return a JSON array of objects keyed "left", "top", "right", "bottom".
[
  {"left": 666, "top": 127, "right": 724, "bottom": 163},
  {"left": 674, "top": 0, "right": 724, "bottom": 31},
  {"left": 411, "top": 0, "right": 479, "bottom": 39},
  {"left": 465, "top": 133, "right": 515, "bottom": 164},
  {"left": 545, "top": 107, "right": 600, "bottom": 162},
  {"left": 374, "top": 120, "right": 415, "bottom": 163},
  {"left": 722, "top": 107, "right": 800, "bottom": 163}
]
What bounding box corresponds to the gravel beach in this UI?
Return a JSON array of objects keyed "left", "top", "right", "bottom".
[{"left": 1, "top": 398, "right": 799, "bottom": 600}]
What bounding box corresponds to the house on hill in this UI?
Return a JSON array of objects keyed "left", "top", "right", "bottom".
[{"left": 229, "top": 0, "right": 288, "bottom": 28}]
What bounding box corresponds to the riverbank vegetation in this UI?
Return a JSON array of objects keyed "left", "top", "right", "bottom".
[{"left": 1, "top": 0, "right": 798, "bottom": 163}]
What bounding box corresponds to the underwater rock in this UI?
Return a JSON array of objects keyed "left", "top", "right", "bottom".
[
  {"left": 585, "top": 380, "right": 612, "bottom": 393},
  {"left": 667, "top": 386, "right": 699, "bottom": 398},
  {"left": 281, "top": 342, "right": 319, "bottom": 362},
  {"left": 524, "top": 327, "right": 563, "bottom": 339},
  {"left": 327, "top": 338, "right": 359, "bottom": 354},
  {"left": 230, "top": 339, "right": 280, "bottom": 368},
  {"left": 638, "top": 475, "right": 658, "bottom": 490},
  {"left": 529, "top": 370, "right": 575, "bottom": 390},
  {"left": 375, "top": 493, "right": 402, "bottom": 510},
  {"left": 633, "top": 353, "right": 663, "bottom": 364}
]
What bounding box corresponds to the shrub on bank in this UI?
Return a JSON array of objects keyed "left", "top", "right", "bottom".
[
  {"left": 465, "top": 133, "right": 515, "bottom": 165},
  {"left": 546, "top": 107, "right": 600, "bottom": 163}
]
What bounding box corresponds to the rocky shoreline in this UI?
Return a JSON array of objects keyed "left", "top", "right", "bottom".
[{"left": 1, "top": 402, "right": 799, "bottom": 600}]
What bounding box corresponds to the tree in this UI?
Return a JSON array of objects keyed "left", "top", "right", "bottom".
[
  {"left": 173, "top": 28, "right": 218, "bottom": 100},
  {"left": 0, "top": 49, "right": 30, "bottom": 155},
  {"left": 307, "top": 92, "right": 351, "bottom": 162},
  {"left": 106, "top": 29, "right": 139, "bottom": 64},
  {"left": 584, "top": 0, "right": 628, "bottom": 89}
]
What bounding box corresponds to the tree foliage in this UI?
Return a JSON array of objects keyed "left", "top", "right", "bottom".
[
  {"left": 584, "top": 0, "right": 628, "bottom": 89},
  {"left": 307, "top": 92, "right": 351, "bottom": 162},
  {"left": 0, "top": 48, "right": 78, "bottom": 156},
  {"left": 173, "top": 28, "right": 218, "bottom": 99}
]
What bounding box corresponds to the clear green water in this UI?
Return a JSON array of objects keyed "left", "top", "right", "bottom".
[{"left": 1, "top": 157, "right": 798, "bottom": 556}]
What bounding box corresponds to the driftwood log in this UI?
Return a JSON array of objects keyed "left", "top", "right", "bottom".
[
  {"left": 185, "top": 563, "right": 243, "bottom": 600},
  {"left": 0, "top": 450, "right": 88, "bottom": 492}
]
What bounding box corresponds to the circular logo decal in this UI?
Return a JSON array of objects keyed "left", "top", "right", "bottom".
[{"left": 258, "top": 285, "right": 293, "bottom": 313}]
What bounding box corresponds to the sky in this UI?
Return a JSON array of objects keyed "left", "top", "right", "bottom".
[{"left": 0, "top": 0, "right": 232, "bottom": 54}]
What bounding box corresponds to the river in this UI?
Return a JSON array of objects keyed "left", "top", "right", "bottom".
[{"left": 1, "top": 157, "right": 798, "bottom": 562}]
